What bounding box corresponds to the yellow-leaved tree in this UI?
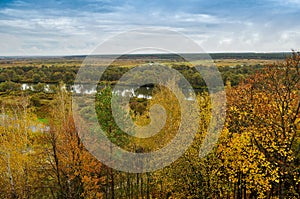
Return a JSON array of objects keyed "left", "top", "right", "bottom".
[{"left": 226, "top": 52, "right": 300, "bottom": 198}]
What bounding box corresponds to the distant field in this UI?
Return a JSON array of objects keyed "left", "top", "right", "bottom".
[
  {"left": 0, "top": 53, "right": 288, "bottom": 68},
  {"left": 211, "top": 58, "right": 282, "bottom": 67}
]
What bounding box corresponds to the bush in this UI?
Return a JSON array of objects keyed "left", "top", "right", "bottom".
[{"left": 0, "top": 81, "right": 21, "bottom": 92}]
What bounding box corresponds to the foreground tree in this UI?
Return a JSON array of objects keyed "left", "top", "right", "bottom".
[
  {"left": 226, "top": 52, "right": 300, "bottom": 198},
  {"left": 0, "top": 97, "right": 52, "bottom": 198},
  {"left": 46, "top": 86, "right": 104, "bottom": 199}
]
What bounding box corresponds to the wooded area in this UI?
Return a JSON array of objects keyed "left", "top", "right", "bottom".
[{"left": 0, "top": 53, "right": 299, "bottom": 198}]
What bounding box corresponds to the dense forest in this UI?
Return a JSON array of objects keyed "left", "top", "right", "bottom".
[
  {"left": 0, "top": 63, "right": 264, "bottom": 91},
  {"left": 0, "top": 53, "right": 299, "bottom": 199}
]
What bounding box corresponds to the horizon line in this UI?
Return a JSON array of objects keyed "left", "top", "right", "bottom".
[{"left": 0, "top": 51, "right": 293, "bottom": 58}]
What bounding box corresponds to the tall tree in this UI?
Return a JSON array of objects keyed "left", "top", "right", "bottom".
[
  {"left": 46, "top": 85, "right": 104, "bottom": 199},
  {"left": 226, "top": 52, "right": 300, "bottom": 198}
]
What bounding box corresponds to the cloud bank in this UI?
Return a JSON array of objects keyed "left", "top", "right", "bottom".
[{"left": 0, "top": 0, "right": 299, "bottom": 55}]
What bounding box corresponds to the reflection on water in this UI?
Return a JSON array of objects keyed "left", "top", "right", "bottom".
[
  {"left": 70, "top": 84, "right": 153, "bottom": 99},
  {"left": 22, "top": 83, "right": 31, "bottom": 90},
  {"left": 21, "top": 83, "right": 153, "bottom": 99},
  {"left": 0, "top": 113, "right": 50, "bottom": 133},
  {"left": 21, "top": 83, "right": 197, "bottom": 100}
]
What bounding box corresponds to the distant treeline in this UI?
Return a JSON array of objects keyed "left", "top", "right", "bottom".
[
  {"left": 0, "top": 64, "right": 265, "bottom": 92},
  {"left": 62, "top": 52, "right": 292, "bottom": 61},
  {"left": 210, "top": 52, "right": 291, "bottom": 59},
  {"left": 1, "top": 52, "right": 290, "bottom": 62}
]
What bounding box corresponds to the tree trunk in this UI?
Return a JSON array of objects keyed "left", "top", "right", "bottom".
[
  {"left": 111, "top": 168, "right": 115, "bottom": 199},
  {"left": 7, "top": 155, "right": 18, "bottom": 199},
  {"left": 146, "top": 173, "right": 150, "bottom": 199}
]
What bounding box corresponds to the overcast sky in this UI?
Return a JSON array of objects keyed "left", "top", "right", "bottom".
[{"left": 0, "top": 0, "right": 300, "bottom": 56}]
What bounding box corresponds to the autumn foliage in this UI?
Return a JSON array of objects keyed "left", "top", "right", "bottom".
[{"left": 0, "top": 52, "right": 299, "bottom": 198}]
